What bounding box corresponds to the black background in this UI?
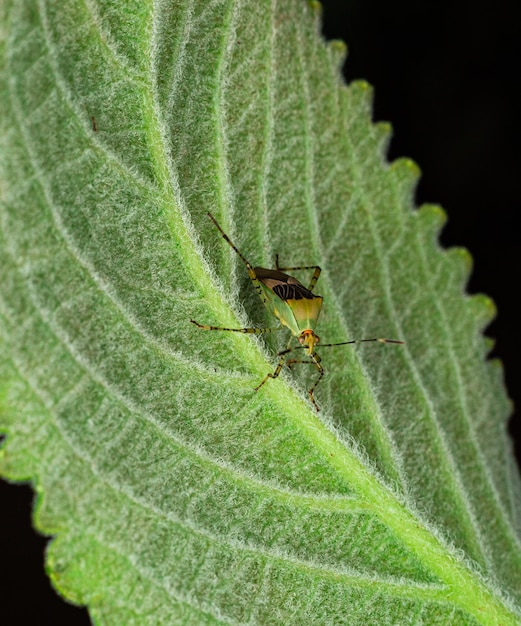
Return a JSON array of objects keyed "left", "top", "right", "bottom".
[{"left": 1, "top": 1, "right": 519, "bottom": 623}]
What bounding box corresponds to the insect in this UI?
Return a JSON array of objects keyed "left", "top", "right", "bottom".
[{"left": 191, "top": 212, "right": 403, "bottom": 410}]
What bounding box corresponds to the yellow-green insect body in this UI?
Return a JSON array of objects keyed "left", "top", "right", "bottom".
[
  {"left": 191, "top": 213, "right": 402, "bottom": 410},
  {"left": 255, "top": 268, "right": 323, "bottom": 353}
]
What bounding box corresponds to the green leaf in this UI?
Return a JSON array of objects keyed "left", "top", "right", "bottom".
[{"left": 1, "top": 0, "right": 520, "bottom": 624}]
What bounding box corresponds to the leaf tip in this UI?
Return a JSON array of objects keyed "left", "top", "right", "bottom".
[
  {"left": 45, "top": 539, "right": 87, "bottom": 607},
  {"left": 351, "top": 78, "right": 372, "bottom": 93},
  {"left": 348, "top": 79, "right": 374, "bottom": 114},
  {"left": 417, "top": 204, "right": 448, "bottom": 239},
  {"left": 327, "top": 39, "right": 348, "bottom": 72},
  {"left": 307, "top": 0, "right": 323, "bottom": 15},
  {"left": 420, "top": 202, "right": 447, "bottom": 224},
  {"left": 372, "top": 120, "right": 393, "bottom": 156},
  {"left": 468, "top": 292, "right": 497, "bottom": 329},
  {"left": 387, "top": 158, "right": 422, "bottom": 207},
  {"left": 390, "top": 156, "right": 421, "bottom": 182},
  {"left": 449, "top": 246, "right": 474, "bottom": 274},
  {"left": 375, "top": 120, "right": 392, "bottom": 135}
]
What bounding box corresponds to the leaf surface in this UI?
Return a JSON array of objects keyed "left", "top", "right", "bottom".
[{"left": 1, "top": 1, "right": 521, "bottom": 624}]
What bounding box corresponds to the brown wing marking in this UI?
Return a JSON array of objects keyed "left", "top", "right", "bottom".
[
  {"left": 255, "top": 267, "right": 316, "bottom": 301},
  {"left": 272, "top": 282, "right": 314, "bottom": 301}
]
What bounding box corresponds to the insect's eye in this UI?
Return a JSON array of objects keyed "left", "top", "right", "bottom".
[{"left": 315, "top": 334, "right": 320, "bottom": 345}]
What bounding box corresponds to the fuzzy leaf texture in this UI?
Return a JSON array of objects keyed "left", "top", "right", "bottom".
[{"left": 1, "top": 1, "right": 521, "bottom": 624}]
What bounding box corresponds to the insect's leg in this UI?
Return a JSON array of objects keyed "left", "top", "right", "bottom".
[
  {"left": 281, "top": 352, "right": 323, "bottom": 411},
  {"left": 275, "top": 255, "right": 321, "bottom": 291},
  {"left": 264, "top": 345, "right": 323, "bottom": 410},
  {"left": 190, "top": 319, "right": 277, "bottom": 334},
  {"left": 306, "top": 266, "right": 321, "bottom": 292},
  {"left": 286, "top": 358, "right": 315, "bottom": 367},
  {"left": 254, "top": 335, "right": 294, "bottom": 392},
  {"left": 254, "top": 352, "right": 287, "bottom": 392},
  {"left": 317, "top": 338, "right": 404, "bottom": 348},
  {"left": 208, "top": 212, "right": 268, "bottom": 307},
  {"left": 307, "top": 355, "right": 324, "bottom": 411}
]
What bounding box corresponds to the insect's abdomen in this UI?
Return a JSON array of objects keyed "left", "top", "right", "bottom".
[{"left": 287, "top": 296, "right": 323, "bottom": 331}]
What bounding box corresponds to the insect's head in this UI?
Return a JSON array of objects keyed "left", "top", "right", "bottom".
[{"left": 298, "top": 329, "right": 320, "bottom": 356}]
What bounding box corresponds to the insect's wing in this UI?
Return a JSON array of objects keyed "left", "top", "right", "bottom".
[{"left": 255, "top": 268, "right": 323, "bottom": 335}]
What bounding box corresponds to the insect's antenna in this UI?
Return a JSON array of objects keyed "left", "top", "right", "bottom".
[
  {"left": 207, "top": 212, "right": 251, "bottom": 268},
  {"left": 317, "top": 338, "right": 404, "bottom": 349}
]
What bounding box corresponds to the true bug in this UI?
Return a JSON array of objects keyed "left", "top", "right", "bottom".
[{"left": 191, "top": 212, "right": 403, "bottom": 410}]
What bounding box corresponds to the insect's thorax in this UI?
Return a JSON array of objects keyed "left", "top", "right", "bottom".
[{"left": 255, "top": 267, "right": 323, "bottom": 338}]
